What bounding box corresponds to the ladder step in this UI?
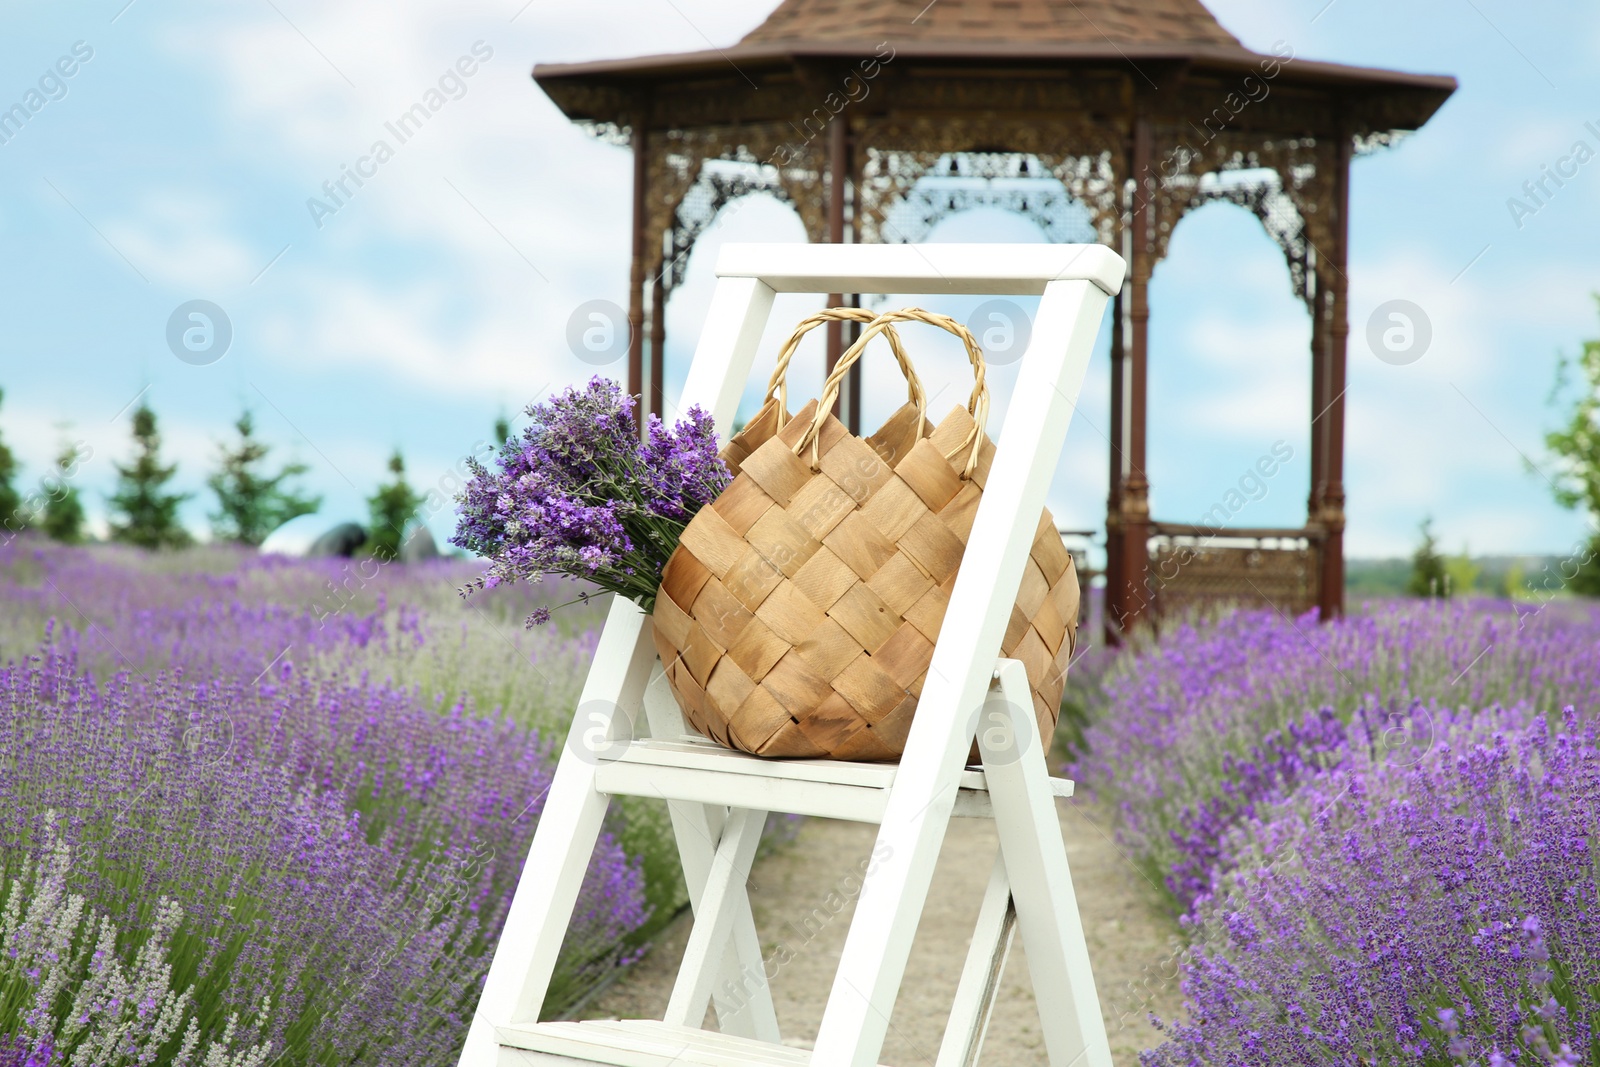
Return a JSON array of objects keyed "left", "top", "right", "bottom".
[
  {"left": 495, "top": 1019, "right": 890, "bottom": 1066},
  {"left": 593, "top": 738, "right": 1072, "bottom": 822}
]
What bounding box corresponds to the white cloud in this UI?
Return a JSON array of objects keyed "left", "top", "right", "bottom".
[
  {"left": 102, "top": 190, "right": 258, "bottom": 290},
  {"left": 260, "top": 271, "right": 559, "bottom": 398}
]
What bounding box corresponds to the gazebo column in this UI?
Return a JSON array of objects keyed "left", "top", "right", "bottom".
[
  {"left": 1308, "top": 267, "right": 1326, "bottom": 517},
  {"left": 1318, "top": 134, "right": 1352, "bottom": 620},
  {"left": 1113, "top": 117, "right": 1154, "bottom": 636},
  {"left": 825, "top": 117, "right": 860, "bottom": 430},
  {"left": 1308, "top": 268, "right": 1327, "bottom": 615},
  {"left": 650, "top": 273, "right": 667, "bottom": 420},
  {"left": 1104, "top": 288, "right": 1126, "bottom": 647},
  {"left": 627, "top": 123, "right": 648, "bottom": 430},
  {"left": 846, "top": 125, "right": 863, "bottom": 433}
]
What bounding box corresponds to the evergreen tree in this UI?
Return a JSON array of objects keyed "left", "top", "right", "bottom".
[
  {"left": 1568, "top": 538, "right": 1600, "bottom": 597},
  {"left": 0, "top": 388, "right": 20, "bottom": 534},
  {"left": 1545, "top": 299, "right": 1600, "bottom": 596},
  {"left": 207, "top": 411, "right": 321, "bottom": 546},
  {"left": 1407, "top": 517, "right": 1451, "bottom": 598},
  {"left": 1443, "top": 548, "right": 1480, "bottom": 597},
  {"left": 363, "top": 450, "right": 423, "bottom": 562},
  {"left": 1503, "top": 561, "right": 1527, "bottom": 600},
  {"left": 39, "top": 441, "right": 88, "bottom": 544},
  {"left": 107, "top": 402, "right": 191, "bottom": 550}
]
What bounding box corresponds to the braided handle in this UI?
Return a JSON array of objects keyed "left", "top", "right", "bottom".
[
  {"left": 761, "top": 307, "right": 927, "bottom": 435},
  {"left": 796, "top": 308, "right": 990, "bottom": 478}
]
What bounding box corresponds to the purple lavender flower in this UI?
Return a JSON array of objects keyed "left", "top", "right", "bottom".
[
  {"left": 1141, "top": 706, "right": 1600, "bottom": 1065},
  {"left": 452, "top": 377, "right": 730, "bottom": 622},
  {"left": 639, "top": 406, "right": 731, "bottom": 520},
  {"left": 0, "top": 1035, "right": 52, "bottom": 1067},
  {"left": 0, "top": 537, "right": 655, "bottom": 1063},
  {"left": 1065, "top": 599, "right": 1600, "bottom": 1061},
  {"left": 1074, "top": 599, "right": 1600, "bottom": 912}
]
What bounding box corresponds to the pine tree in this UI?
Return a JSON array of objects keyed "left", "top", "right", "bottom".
[
  {"left": 1443, "top": 548, "right": 1480, "bottom": 597},
  {"left": 207, "top": 411, "right": 321, "bottom": 546},
  {"left": 1407, "top": 517, "right": 1451, "bottom": 598},
  {"left": 0, "top": 388, "right": 20, "bottom": 534},
  {"left": 108, "top": 402, "right": 191, "bottom": 550},
  {"left": 39, "top": 441, "right": 88, "bottom": 544},
  {"left": 363, "top": 450, "right": 423, "bottom": 562},
  {"left": 1569, "top": 539, "right": 1600, "bottom": 597},
  {"left": 1545, "top": 298, "right": 1600, "bottom": 596}
]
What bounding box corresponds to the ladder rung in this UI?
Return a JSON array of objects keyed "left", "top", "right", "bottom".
[
  {"left": 495, "top": 1019, "right": 882, "bottom": 1066},
  {"left": 592, "top": 738, "right": 1072, "bottom": 822}
]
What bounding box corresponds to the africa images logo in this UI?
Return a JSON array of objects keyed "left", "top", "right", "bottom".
[
  {"left": 0, "top": 41, "right": 95, "bottom": 147},
  {"left": 306, "top": 41, "right": 494, "bottom": 229}
]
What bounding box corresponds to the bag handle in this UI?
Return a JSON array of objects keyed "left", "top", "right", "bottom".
[
  {"left": 761, "top": 307, "right": 927, "bottom": 435},
  {"left": 796, "top": 308, "right": 990, "bottom": 478}
]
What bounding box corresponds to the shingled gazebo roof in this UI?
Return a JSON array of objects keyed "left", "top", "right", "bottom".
[
  {"left": 535, "top": 0, "right": 1456, "bottom": 134},
  {"left": 741, "top": 0, "right": 1242, "bottom": 48}
]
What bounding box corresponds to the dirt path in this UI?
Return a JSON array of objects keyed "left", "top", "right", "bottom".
[{"left": 578, "top": 798, "right": 1183, "bottom": 1066}]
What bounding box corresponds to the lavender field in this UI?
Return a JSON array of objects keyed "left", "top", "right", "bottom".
[
  {"left": 5, "top": 533, "right": 1600, "bottom": 1065},
  {"left": 0, "top": 537, "right": 674, "bottom": 1065},
  {"left": 1072, "top": 599, "right": 1600, "bottom": 1065}
]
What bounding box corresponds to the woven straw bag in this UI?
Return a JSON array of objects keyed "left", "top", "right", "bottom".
[{"left": 652, "top": 307, "right": 1080, "bottom": 762}]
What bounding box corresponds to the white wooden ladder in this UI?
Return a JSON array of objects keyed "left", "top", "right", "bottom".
[{"left": 458, "top": 243, "right": 1126, "bottom": 1067}]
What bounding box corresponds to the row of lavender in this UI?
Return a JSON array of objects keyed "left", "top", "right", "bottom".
[
  {"left": 0, "top": 539, "right": 662, "bottom": 1065},
  {"left": 1074, "top": 600, "right": 1600, "bottom": 1065}
]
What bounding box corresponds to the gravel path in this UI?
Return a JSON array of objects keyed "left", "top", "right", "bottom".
[{"left": 577, "top": 797, "right": 1182, "bottom": 1065}]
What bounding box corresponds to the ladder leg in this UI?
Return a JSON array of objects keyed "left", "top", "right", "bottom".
[
  {"left": 457, "top": 602, "right": 657, "bottom": 1067},
  {"left": 812, "top": 769, "right": 965, "bottom": 1066},
  {"left": 979, "top": 661, "right": 1111, "bottom": 1067},
  {"left": 663, "top": 806, "right": 769, "bottom": 1029},
  {"left": 643, "top": 675, "right": 781, "bottom": 1042},
  {"left": 659, "top": 799, "right": 782, "bottom": 1041},
  {"left": 935, "top": 847, "right": 1017, "bottom": 1067},
  {"left": 814, "top": 276, "right": 1110, "bottom": 1067}
]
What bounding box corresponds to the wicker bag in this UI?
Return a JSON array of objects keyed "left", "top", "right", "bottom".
[{"left": 652, "top": 307, "right": 1080, "bottom": 762}]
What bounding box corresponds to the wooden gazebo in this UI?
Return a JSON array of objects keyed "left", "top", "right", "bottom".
[{"left": 533, "top": 0, "right": 1455, "bottom": 643}]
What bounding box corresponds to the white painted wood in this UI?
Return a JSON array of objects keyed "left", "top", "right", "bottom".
[
  {"left": 980, "top": 661, "right": 1112, "bottom": 1067},
  {"left": 465, "top": 245, "right": 1124, "bottom": 1067},
  {"left": 602, "top": 738, "right": 903, "bottom": 789},
  {"left": 715, "top": 243, "right": 1126, "bottom": 298},
  {"left": 458, "top": 600, "right": 657, "bottom": 1066},
  {"left": 640, "top": 673, "right": 780, "bottom": 1043},
  {"left": 496, "top": 1019, "right": 893, "bottom": 1066},
  {"left": 935, "top": 848, "right": 1017, "bottom": 1067},
  {"left": 664, "top": 806, "right": 768, "bottom": 1029},
  {"left": 593, "top": 736, "right": 1074, "bottom": 799},
  {"left": 948, "top": 789, "right": 1019, "bottom": 820},
  {"left": 676, "top": 275, "right": 777, "bottom": 430},
  {"left": 592, "top": 753, "right": 1074, "bottom": 822},
  {"left": 597, "top": 762, "right": 888, "bottom": 823},
  {"left": 949, "top": 771, "right": 1074, "bottom": 817},
  {"left": 813, "top": 276, "right": 1113, "bottom": 1066}
]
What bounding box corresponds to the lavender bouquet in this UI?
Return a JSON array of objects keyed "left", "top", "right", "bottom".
[{"left": 452, "top": 377, "right": 730, "bottom": 625}]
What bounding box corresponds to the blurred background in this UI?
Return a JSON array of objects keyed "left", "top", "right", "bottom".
[{"left": 1, "top": 0, "right": 1596, "bottom": 583}]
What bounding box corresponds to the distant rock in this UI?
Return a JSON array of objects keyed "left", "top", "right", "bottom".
[
  {"left": 259, "top": 513, "right": 334, "bottom": 557},
  {"left": 307, "top": 522, "right": 368, "bottom": 558},
  {"left": 400, "top": 525, "right": 441, "bottom": 563}
]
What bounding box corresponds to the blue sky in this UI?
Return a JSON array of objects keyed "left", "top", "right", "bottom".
[{"left": 1, "top": 0, "right": 1597, "bottom": 560}]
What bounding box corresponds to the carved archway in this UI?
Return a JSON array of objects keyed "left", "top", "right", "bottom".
[
  {"left": 662, "top": 161, "right": 803, "bottom": 292},
  {"left": 535, "top": 0, "right": 1456, "bottom": 637},
  {"left": 861, "top": 151, "right": 1099, "bottom": 246}
]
